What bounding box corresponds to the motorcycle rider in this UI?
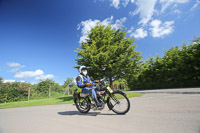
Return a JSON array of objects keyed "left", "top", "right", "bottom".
[{"left": 76, "top": 66, "right": 103, "bottom": 107}]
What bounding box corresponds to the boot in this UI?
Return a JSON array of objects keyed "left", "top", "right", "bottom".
[{"left": 93, "top": 97, "right": 103, "bottom": 107}]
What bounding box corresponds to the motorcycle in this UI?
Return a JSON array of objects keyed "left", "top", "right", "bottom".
[{"left": 73, "top": 78, "right": 130, "bottom": 115}]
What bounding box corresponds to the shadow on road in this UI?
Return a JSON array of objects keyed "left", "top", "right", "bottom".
[{"left": 57, "top": 111, "right": 117, "bottom": 116}]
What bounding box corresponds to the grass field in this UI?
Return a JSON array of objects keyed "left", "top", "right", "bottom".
[{"left": 0, "top": 92, "right": 142, "bottom": 109}]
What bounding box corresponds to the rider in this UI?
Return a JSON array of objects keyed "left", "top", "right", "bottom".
[{"left": 76, "top": 66, "right": 103, "bottom": 107}]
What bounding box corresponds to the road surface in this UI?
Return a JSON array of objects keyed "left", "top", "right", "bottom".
[{"left": 0, "top": 88, "right": 200, "bottom": 133}]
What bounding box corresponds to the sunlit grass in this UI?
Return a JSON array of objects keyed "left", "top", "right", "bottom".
[{"left": 0, "top": 92, "right": 142, "bottom": 109}]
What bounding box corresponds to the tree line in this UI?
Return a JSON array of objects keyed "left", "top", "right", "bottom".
[
  {"left": 126, "top": 37, "right": 200, "bottom": 90},
  {"left": 0, "top": 78, "right": 76, "bottom": 103}
]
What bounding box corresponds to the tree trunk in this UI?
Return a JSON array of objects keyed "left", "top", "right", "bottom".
[
  {"left": 49, "top": 86, "right": 51, "bottom": 98},
  {"left": 28, "top": 87, "right": 30, "bottom": 101},
  {"left": 67, "top": 85, "right": 69, "bottom": 96}
]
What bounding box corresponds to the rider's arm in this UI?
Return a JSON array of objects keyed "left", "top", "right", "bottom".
[
  {"left": 76, "top": 76, "right": 86, "bottom": 88},
  {"left": 92, "top": 80, "right": 99, "bottom": 83}
]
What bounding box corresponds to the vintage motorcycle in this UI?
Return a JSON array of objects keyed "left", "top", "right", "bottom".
[{"left": 73, "top": 78, "right": 130, "bottom": 115}]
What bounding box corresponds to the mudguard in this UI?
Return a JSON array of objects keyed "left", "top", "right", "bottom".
[{"left": 106, "top": 89, "right": 127, "bottom": 110}]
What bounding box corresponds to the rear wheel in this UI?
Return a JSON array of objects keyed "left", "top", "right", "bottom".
[
  {"left": 74, "top": 97, "right": 91, "bottom": 113},
  {"left": 107, "top": 90, "right": 130, "bottom": 115}
]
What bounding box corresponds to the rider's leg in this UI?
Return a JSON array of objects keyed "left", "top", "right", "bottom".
[
  {"left": 82, "top": 87, "right": 97, "bottom": 98},
  {"left": 82, "top": 87, "right": 103, "bottom": 107},
  {"left": 91, "top": 87, "right": 103, "bottom": 107},
  {"left": 81, "top": 87, "right": 92, "bottom": 95}
]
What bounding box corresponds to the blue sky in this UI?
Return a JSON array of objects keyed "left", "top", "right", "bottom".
[{"left": 0, "top": 0, "right": 200, "bottom": 84}]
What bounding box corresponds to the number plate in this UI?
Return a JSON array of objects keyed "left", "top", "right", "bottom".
[{"left": 107, "top": 86, "right": 113, "bottom": 93}]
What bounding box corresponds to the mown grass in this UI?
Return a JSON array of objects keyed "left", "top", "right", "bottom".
[
  {"left": 0, "top": 92, "right": 142, "bottom": 109},
  {"left": 126, "top": 92, "right": 142, "bottom": 98}
]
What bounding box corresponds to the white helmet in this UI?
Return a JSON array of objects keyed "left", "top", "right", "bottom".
[{"left": 79, "top": 66, "right": 87, "bottom": 73}]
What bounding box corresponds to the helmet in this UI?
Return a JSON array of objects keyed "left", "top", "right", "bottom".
[{"left": 79, "top": 66, "right": 87, "bottom": 73}]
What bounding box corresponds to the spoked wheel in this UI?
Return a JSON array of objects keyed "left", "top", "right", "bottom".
[
  {"left": 74, "top": 97, "right": 91, "bottom": 113},
  {"left": 107, "top": 90, "right": 130, "bottom": 115}
]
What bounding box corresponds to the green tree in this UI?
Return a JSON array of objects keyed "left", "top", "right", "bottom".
[
  {"left": 75, "top": 24, "right": 142, "bottom": 87},
  {"left": 34, "top": 80, "right": 64, "bottom": 98},
  {"left": 0, "top": 77, "right": 3, "bottom": 84},
  {"left": 63, "top": 77, "right": 75, "bottom": 88},
  {"left": 129, "top": 37, "right": 200, "bottom": 90},
  {"left": 35, "top": 80, "right": 53, "bottom": 97},
  {"left": 0, "top": 81, "right": 31, "bottom": 103}
]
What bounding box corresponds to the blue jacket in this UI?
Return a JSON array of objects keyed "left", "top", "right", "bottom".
[{"left": 76, "top": 74, "right": 96, "bottom": 90}]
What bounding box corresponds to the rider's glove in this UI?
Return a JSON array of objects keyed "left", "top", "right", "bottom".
[
  {"left": 95, "top": 80, "right": 99, "bottom": 83},
  {"left": 86, "top": 83, "right": 92, "bottom": 87}
]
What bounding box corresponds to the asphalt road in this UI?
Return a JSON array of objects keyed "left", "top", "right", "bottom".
[{"left": 0, "top": 88, "right": 200, "bottom": 133}]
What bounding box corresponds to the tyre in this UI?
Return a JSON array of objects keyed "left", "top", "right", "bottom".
[
  {"left": 107, "top": 90, "right": 130, "bottom": 114},
  {"left": 74, "top": 97, "right": 91, "bottom": 113}
]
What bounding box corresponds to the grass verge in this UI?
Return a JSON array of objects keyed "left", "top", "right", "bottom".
[{"left": 0, "top": 92, "right": 142, "bottom": 109}]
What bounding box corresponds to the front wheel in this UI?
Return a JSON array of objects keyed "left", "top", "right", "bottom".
[{"left": 107, "top": 90, "right": 130, "bottom": 115}]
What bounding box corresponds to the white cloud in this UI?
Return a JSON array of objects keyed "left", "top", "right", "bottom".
[
  {"left": 7, "top": 62, "right": 21, "bottom": 67},
  {"left": 160, "top": 0, "right": 189, "bottom": 13},
  {"left": 98, "top": 0, "right": 189, "bottom": 27},
  {"left": 173, "top": 9, "right": 182, "bottom": 14},
  {"left": 3, "top": 80, "right": 28, "bottom": 83},
  {"left": 19, "top": 80, "right": 26, "bottom": 83},
  {"left": 3, "top": 79, "right": 16, "bottom": 83},
  {"left": 78, "top": 16, "right": 127, "bottom": 43},
  {"left": 15, "top": 69, "right": 44, "bottom": 78},
  {"left": 130, "top": 28, "right": 148, "bottom": 39},
  {"left": 95, "top": 0, "right": 191, "bottom": 40},
  {"left": 101, "top": 16, "right": 114, "bottom": 26},
  {"left": 190, "top": 0, "right": 200, "bottom": 10},
  {"left": 9, "top": 68, "right": 21, "bottom": 73},
  {"left": 35, "top": 74, "right": 54, "bottom": 80},
  {"left": 130, "top": 0, "right": 158, "bottom": 25},
  {"left": 110, "top": 0, "right": 120, "bottom": 9},
  {"left": 112, "top": 17, "right": 127, "bottom": 29},
  {"left": 6, "top": 63, "right": 55, "bottom": 82},
  {"left": 127, "top": 26, "right": 134, "bottom": 33},
  {"left": 106, "top": 0, "right": 135, "bottom": 9},
  {"left": 7, "top": 62, "right": 25, "bottom": 72},
  {"left": 77, "top": 19, "right": 100, "bottom": 43},
  {"left": 9, "top": 65, "right": 25, "bottom": 72},
  {"left": 98, "top": 0, "right": 135, "bottom": 8},
  {"left": 122, "top": 0, "right": 130, "bottom": 7},
  {"left": 150, "top": 19, "right": 174, "bottom": 38}
]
